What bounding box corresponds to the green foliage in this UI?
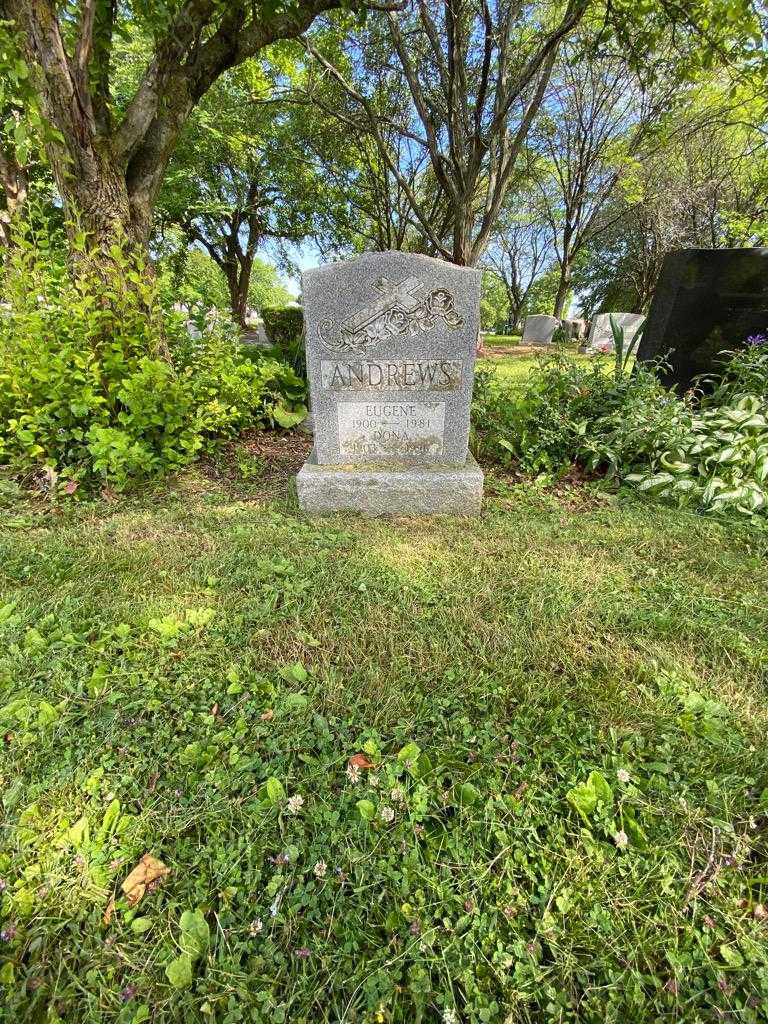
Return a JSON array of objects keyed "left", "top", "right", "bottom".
[
  {"left": 262, "top": 305, "right": 306, "bottom": 379},
  {"left": 0, "top": 220, "right": 306, "bottom": 490},
  {"left": 625, "top": 395, "right": 768, "bottom": 515},
  {"left": 480, "top": 271, "right": 508, "bottom": 332},
  {"left": 521, "top": 267, "right": 565, "bottom": 321},
  {"left": 473, "top": 347, "right": 768, "bottom": 517},
  {"left": 155, "top": 236, "right": 293, "bottom": 314},
  {"left": 472, "top": 352, "right": 667, "bottom": 476}
]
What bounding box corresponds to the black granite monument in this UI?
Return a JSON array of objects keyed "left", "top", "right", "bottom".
[{"left": 636, "top": 248, "right": 768, "bottom": 392}]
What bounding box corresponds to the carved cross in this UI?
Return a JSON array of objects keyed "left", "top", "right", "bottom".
[{"left": 343, "top": 276, "right": 424, "bottom": 334}]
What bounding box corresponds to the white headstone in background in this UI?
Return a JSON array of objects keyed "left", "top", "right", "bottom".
[
  {"left": 522, "top": 314, "right": 560, "bottom": 346},
  {"left": 587, "top": 313, "right": 644, "bottom": 353}
]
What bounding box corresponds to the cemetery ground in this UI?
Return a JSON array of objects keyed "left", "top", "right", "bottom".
[{"left": 2, "top": 360, "right": 768, "bottom": 1023}]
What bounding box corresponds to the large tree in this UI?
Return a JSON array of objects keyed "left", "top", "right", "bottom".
[
  {"left": 483, "top": 183, "right": 553, "bottom": 331},
  {"left": 573, "top": 81, "right": 768, "bottom": 315},
  {"left": 0, "top": 0, "right": 385, "bottom": 252},
  {"left": 306, "top": 0, "right": 589, "bottom": 266},
  {"left": 158, "top": 55, "right": 344, "bottom": 325},
  {"left": 304, "top": 0, "right": 766, "bottom": 268},
  {"left": 531, "top": 42, "right": 668, "bottom": 317}
]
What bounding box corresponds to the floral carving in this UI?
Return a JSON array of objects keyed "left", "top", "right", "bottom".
[{"left": 317, "top": 276, "right": 464, "bottom": 354}]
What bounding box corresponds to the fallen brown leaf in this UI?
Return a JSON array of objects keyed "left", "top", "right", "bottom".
[
  {"left": 103, "top": 894, "right": 116, "bottom": 926},
  {"left": 211, "top": 703, "right": 219, "bottom": 717},
  {"left": 121, "top": 854, "right": 170, "bottom": 906},
  {"left": 349, "top": 753, "right": 375, "bottom": 770},
  {"left": 260, "top": 709, "right": 274, "bottom": 721}
]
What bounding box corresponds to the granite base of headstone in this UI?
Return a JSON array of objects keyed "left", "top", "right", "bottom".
[
  {"left": 636, "top": 247, "right": 768, "bottom": 392},
  {"left": 587, "top": 312, "right": 644, "bottom": 352},
  {"left": 295, "top": 251, "right": 483, "bottom": 516},
  {"left": 522, "top": 313, "right": 560, "bottom": 346}
]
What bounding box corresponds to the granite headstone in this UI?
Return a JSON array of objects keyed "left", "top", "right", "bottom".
[
  {"left": 636, "top": 248, "right": 768, "bottom": 391},
  {"left": 587, "top": 312, "right": 644, "bottom": 352},
  {"left": 522, "top": 313, "right": 560, "bottom": 345},
  {"left": 296, "top": 251, "right": 483, "bottom": 516}
]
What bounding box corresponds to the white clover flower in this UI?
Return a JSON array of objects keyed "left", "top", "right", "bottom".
[
  {"left": 443, "top": 1009, "right": 458, "bottom": 1024},
  {"left": 613, "top": 830, "right": 629, "bottom": 850},
  {"left": 380, "top": 805, "right": 395, "bottom": 824},
  {"left": 287, "top": 794, "right": 304, "bottom": 815},
  {"left": 390, "top": 787, "right": 405, "bottom": 804},
  {"left": 617, "top": 769, "right": 630, "bottom": 784},
  {"left": 313, "top": 860, "right": 327, "bottom": 879},
  {"left": 369, "top": 774, "right": 380, "bottom": 788},
  {"left": 346, "top": 763, "right": 362, "bottom": 784},
  {"left": 249, "top": 918, "right": 263, "bottom": 936}
]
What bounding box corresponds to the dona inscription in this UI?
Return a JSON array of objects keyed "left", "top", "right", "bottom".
[
  {"left": 321, "top": 359, "right": 462, "bottom": 392},
  {"left": 337, "top": 401, "right": 445, "bottom": 462}
]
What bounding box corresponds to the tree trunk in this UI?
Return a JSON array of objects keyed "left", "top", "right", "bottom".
[
  {"left": 552, "top": 261, "right": 572, "bottom": 319},
  {"left": 224, "top": 259, "right": 253, "bottom": 329},
  {"left": 0, "top": 149, "right": 28, "bottom": 248},
  {"left": 63, "top": 159, "right": 144, "bottom": 253}
]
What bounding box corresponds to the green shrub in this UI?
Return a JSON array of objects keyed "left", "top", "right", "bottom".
[
  {"left": 473, "top": 347, "right": 768, "bottom": 517},
  {"left": 707, "top": 343, "right": 768, "bottom": 403},
  {"left": 0, "top": 220, "right": 307, "bottom": 491},
  {"left": 624, "top": 395, "right": 768, "bottom": 515},
  {"left": 262, "top": 305, "right": 306, "bottom": 379},
  {"left": 471, "top": 351, "right": 669, "bottom": 475}
]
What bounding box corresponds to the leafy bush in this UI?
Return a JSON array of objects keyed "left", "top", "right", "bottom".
[
  {"left": 262, "top": 306, "right": 306, "bottom": 379},
  {"left": 471, "top": 351, "right": 670, "bottom": 475},
  {"left": 707, "top": 341, "right": 768, "bottom": 404},
  {"left": 473, "top": 344, "right": 768, "bottom": 517},
  {"left": 0, "top": 221, "right": 306, "bottom": 491},
  {"left": 624, "top": 396, "right": 768, "bottom": 515}
]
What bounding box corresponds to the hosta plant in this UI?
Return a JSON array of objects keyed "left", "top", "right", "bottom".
[{"left": 625, "top": 395, "right": 768, "bottom": 515}]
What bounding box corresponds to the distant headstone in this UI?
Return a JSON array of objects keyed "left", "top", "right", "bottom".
[
  {"left": 296, "top": 251, "right": 483, "bottom": 516},
  {"left": 563, "top": 317, "right": 587, "bottom": 341},
  {"left": 522, "top": 314, "right": 560, "bottom": 345},
  {"left": 587, "top": 312, "right": 644, "bottom": 353},
  {"left": 636, "top": 248, "right": 768, "bottom": 391}
]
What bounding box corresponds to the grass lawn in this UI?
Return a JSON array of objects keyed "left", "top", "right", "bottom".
[
  {"left": 476, "top": 350, "right": 593, "bottom": 389},
  {"left": 481, "top": 334, "right": 522, "bottom": 347},
  {"left": 2, "top": 421, "right": 768, "bottom": 1022}
]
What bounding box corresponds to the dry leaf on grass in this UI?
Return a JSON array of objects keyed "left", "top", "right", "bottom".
[
  {"left": 348, "top": 753, "right": 375, "bottom": 770},
  {"left": 260, "top": 709, "right": 274, "bottom": 721},
  {"left": 121, "top": 854, "right": 170, "bottom": 906},
  {"left": 103, "top": 894, "right": 116, "bottom": 926}
]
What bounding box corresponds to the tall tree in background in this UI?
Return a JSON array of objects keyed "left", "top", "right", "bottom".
[
  {"left": 573, "top": 82, "right": 768, "bottom": 315},
  {"left": 306, "top": 0, "right": 589, "bottom": 266},
  {"left": 159, "top": 56, "right": 344, "bottom": 325},
  {"left": 531, "top": 41, "right": 673, "bottom": 317},
  {"left": 483, "top": 188, "right": 553, "bottom": 330},
  {"left": 0, "top": 0, "right": 387, "bottom": 253},
  {"left": 305, "top": 0, "right": 766, "bottom": 268}
]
